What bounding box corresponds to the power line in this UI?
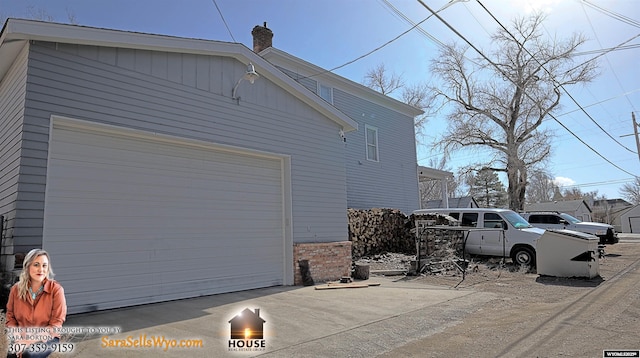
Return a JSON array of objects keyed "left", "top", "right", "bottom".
[
  {"left": 555, "top": 88, "right": 640, "bottom": 118},
  {"left": 378, "top": 0, "right": 484, "bottom": 69},
  {"left": 475, "top": 0, "right": 637, "bottom": 155},
  {"left": 212, "top": 0, "right": 235, "bottom": 42},
  {"left": 566, "top": 38, "right": 640, "bottom": 125},
  {"left": 298, "top": 17, "right": 430, "bottom": 80},
  {"left": 573, "top": 43, "right": 640, "bottom": 57},
  {"left": 557, "top": 177, "right": 635, "bottom": 190},
  {"left": 579, "top": 0, "right": 640, "bottom": 28},
  {"left": 565, "top": 33, "right": 640, "bottom": 78},
  {"left": 299, "top": 0, "right": 465, "bottom": 80},
  {"left": 416, "top": 0, "right": 638, "bottom": 178},
  {"left": 379, "top": 0, "right": 447, "bottom": 48},
  {"left": 580, "top": 3, "right": 637, "bottom": 121}
]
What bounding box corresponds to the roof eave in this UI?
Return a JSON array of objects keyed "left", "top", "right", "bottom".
[
  {"left": 418, "top": 166, "right": 453, "bottom": 181},
  {"left": 259, "top": 47, "right": 425, "bottom": 118},
  {"left": 0, "top": 19, "right": 358, "bottom": 132}
]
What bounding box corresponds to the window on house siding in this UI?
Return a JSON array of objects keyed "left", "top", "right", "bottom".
[
  {"left": 365, "top": 125, "right": 379, "bottom": 162},
  {"left": 318, "top": 83, "right": 333, "bottom": 104}
]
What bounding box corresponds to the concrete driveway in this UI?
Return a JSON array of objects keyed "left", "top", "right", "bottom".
[{"left": 62, "top": 276, "right": 494, "bottom": 357}]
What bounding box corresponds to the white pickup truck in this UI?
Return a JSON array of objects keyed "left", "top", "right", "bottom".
[
  {"left": 413, "top": 208, "right": 545, "bottom": 266},
  {"left": 520, "top": 212, "right": 618, "bottom": 245}
]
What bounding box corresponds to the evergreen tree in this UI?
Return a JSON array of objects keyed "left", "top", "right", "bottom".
[{"left": 468, "top": 169, "right": 507, "bottom": 208}]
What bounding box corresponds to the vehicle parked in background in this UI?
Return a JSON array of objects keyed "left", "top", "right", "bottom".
[
  {"left": 520, "top": 212, "right": 618, "bottom": 245},
  {"left": 413, "top": 208, "right": 545, "bottom": 266}
]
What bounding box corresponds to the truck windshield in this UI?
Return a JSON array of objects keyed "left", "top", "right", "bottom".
[
  {"left": 559, "top": 213, "right": 582, "bottom": 224},
  {"left": 502, "top": 211, "right": 533, "bottom": 229}
]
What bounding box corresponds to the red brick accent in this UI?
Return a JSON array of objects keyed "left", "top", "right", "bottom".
[{"left": 293, "top": 241, "right": 352, "bottom": 285}]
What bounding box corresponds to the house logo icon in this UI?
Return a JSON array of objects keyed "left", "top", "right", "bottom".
[{"left": 227, "top": 308, "right": 267, "bottom": 352}]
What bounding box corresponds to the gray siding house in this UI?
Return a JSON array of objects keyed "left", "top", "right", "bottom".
[
  {"left": 255, "top": 26, "right": 423, "bottom": 214},
  {"left": 0, "top": 20, "right": 423, "bottom": 313},
  {"left": 620, "top": 205, "right": 640, "bottom": 233},
  {"left": 592, "top": 198, "right": 633, "bottom": 231}
]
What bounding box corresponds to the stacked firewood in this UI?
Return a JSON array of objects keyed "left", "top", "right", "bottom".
[
  {"left": 410, "top": 212, "right": 459, "bottom": 227},
  {"left": 412, "top": 213, "right": 467, "bottom": 275},
  {"left": 415, "top": 227, "right": 465, "bottom": 258},
  {"left": 347, "top": 208, "right": 415, "bottom": 259},
  {"left": 411, "top": 212, "right": 462, "bottom": 256}
]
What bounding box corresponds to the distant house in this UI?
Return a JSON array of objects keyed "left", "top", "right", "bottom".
[
  {"left": 592, "top": 198, "right": 633, "bottom": 231},
  {"left": 524, "top": 200, "right": 592, "bottom": 221},
  {"left": 424, "top": 196, "right": 479, "bottom": 209},
  {"left": 620, "top": 205, "right": 640, "bottom": 233},
  {"left": 0, "top": 20, "right": 425, "bottom": 313}
]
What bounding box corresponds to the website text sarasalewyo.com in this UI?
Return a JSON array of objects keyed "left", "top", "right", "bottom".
[{"left": 101, "top": 334, "right": 203, "bottom": 352}]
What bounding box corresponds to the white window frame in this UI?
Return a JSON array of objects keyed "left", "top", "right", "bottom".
[
  {"left": 317, "top": 83, "right": 333, "bottom": 104},
  {"left": 365, "top": 125, "right": 379, "bottom": 162}
]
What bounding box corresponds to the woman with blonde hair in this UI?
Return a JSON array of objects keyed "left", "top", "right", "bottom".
[{"left": 5, "top": 249, "right": 67, "bottom": 358}]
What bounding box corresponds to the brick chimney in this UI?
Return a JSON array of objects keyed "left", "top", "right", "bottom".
[{"left": 252, "top": 22, "right": 273, "bottom": 53}]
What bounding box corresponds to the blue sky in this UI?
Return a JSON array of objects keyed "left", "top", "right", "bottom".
[{"left": 1, "top": 0, "right": 638, "bottom": 199}]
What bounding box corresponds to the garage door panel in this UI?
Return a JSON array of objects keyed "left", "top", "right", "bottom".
[
  {"left": 48, "top": 233, "right": 284, "bottom": 271},
  {"left": 43, "top": 213, "right": 284, "bottom": 231},
  {"left": 44, "top": 123, "right": 286, "bottom": 314},
  {"left": 60, "top": 260, "right": 281, "bottom": 287},
  {"left": 52, "top": 165, "right": 284, "bottom": 191},
  {"left": 56, "top": 263, "right": 281, "bottom": 288},
  {"left": 63, "top": 270, "right": 282, "bottom": 312},
  {"left": 52, "top": 252, "right": 282, "bottom": 283},
  {"left": 53, "top": 131, "right": 281, "bottom": 175},
  {"left": 44, "top": 227, "right": 283, "bottom": 250},
  {"left": 45, "top": 225, "right": 283, "bottom": 245},
  {"left": 47, "top": 167, "right": 282, "bottom": 200},
  {"left": 46, "top": 186, "right": 283, "bottom": 211}
]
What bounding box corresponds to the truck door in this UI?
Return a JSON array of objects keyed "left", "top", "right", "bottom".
[
  {"left": 480, "top": 213, "right": 507, "bottom": 256},
  {"left": 453, "top": 212, "right": 481, "bottom": 255}
]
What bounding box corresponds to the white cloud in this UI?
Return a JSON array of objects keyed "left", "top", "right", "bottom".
[{"left": 553, "top": 176, "right": 576, "bottom": 187}]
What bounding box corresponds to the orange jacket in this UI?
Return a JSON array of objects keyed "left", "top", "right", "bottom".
[{"left": 5, "top": 279, "right": 67, "bottom": 337}]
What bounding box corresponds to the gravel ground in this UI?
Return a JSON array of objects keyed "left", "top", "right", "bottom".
[{"left": 364, "top": 242, "right": 640, "bottom": 358}]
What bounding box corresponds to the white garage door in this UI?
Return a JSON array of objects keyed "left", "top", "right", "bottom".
[{"left": 43, "top": 119, "right": 286, "bottom": 314}]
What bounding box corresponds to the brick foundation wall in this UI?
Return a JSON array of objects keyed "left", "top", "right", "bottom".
[{"left": 293, "top": 241, "right": 352, "bottom": 285}]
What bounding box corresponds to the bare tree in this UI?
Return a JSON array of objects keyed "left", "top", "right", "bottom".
[
  {"left": 561, "top": 188, "right": 604, "bottom": 202},
  {"left": 66, "top": 8, "right": 79, "bottom": 24},
  {"left": 620, "top": 177, "right": 640, "bottom": 204},
  {"left": 526, "top": 170, "right": 558, "bottom": 203},
  {"left": 401, "top": 82, "right": 436, "bottom": 136},
  {"left": 430, "top": 13, "right": 598, "bottom": 211},
  {"left": 363, "top": 63, "right": 404, "bottom": 96},
  {"left": 363, "top": 63, "right": 436, "bottom": 139},
  {"left": 26, "top": 5, "right": 56, "bottom": 22},
  {"left": 1, "top": 6, "right": 78, "bottom": 25},
  {"left": 561, "top": 187, "right": 587, "bottom": 201}
]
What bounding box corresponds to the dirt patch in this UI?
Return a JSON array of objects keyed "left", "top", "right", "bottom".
[
  {"left": 376, "top": 242, "right": 640, "bottom": 357},
  {"left": 355, "top": 251, "right": 534, "bottom": 277},
  {"left": 354, "top": 252, "right": 415, "bottom": 272}
]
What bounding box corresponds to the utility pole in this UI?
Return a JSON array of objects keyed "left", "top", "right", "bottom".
[{"left": 634, "top": 112, "right": 640, "bottom": 162}]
